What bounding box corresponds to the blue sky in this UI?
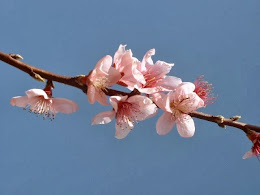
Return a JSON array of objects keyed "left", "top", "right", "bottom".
[{"left": 0, "top": 0, "right": 259, "bottom": 194}]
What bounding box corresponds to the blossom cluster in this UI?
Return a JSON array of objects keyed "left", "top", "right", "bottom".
[{"left": 10, "top": 45, "right": 212, "bottom": 139}]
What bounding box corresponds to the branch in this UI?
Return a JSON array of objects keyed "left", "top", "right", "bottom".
[
  {"left": 0, "top": 51, "right": 88, "bottom": 92},
  {"left": 1, "top": 51, "right": 260, "bottom": 133},
  {"left": 190, "top": 111, "right": 260, "bottom": 133}
]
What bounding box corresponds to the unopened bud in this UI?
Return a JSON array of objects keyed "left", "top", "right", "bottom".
[{"left": 10, "top": 54, "right": 23, "bottom": 60}]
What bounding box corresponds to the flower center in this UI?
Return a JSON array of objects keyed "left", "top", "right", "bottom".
[
  {"left": 93, "top": 77, "right": 109, "bottom": 90},
  {"left": 28, "top": 99, "right": 56, "bottom": 120}
]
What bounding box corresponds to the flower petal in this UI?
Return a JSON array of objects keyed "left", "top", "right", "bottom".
[
  {"left": 87, "top": 85, "right": 96, "bottom": 104},
  {"left": 174, "top": 82, "right": 195, "bottom": 99},
  {"left": 26, "top": 89, "right": 49, "bottom": 99},
  {"left": 148, "top": 60, "right": 174, "bottom": 78},
  {"left": 115, "top": 120, "right": 134, "bottom": 139},
  {"left": 94, "top": 55, "right": 113, "bottom": 76},
  {"left": 152, "top": 93, "right": 167, "bottom": 111},
  {"left": 110, "top": 96, "right": 128, "bottom": 112},
  {"left": 106, "top": 67, "right": 121, "bottom": 87},
  {"left": 157, "top": 76, "right": 182, "bottom": 91},
  {"left": 127, "top": 95, "right": 158, "bottom": 121},
  {"left": 10, "top": 96, "right": 30, "bottom": 107},
  {"left": 242, "top": 151, "right": 255, "bottom": 159},
  {"left": 92, "top": 110, "right": 115, "bottom": 125},
  {"left": 141, "top": 49, "right": 155, "bottom": 72},
  {"left": 114, "top": 44, "right": 127, "bottom": 67},
  {"left": 176, "top": 114, "right": 195, "bottom": 137},
  {"left": 156, "top": 112, "right": 175, "bottom": 135},
  {"left": 52, "top": 98, "right": 78, "bottom": 114}
]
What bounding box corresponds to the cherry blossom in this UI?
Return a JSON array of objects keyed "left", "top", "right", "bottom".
[
  {"left": 10, "top": 88, "right": 78, "bottom": 119},
  {"left": 113, "top": 44, "right": 145, "bottom": 88},
  {"left": 154, "top": 82, "right": 204, "bottom": 137},
  {"left": 243, "top": 130, "right": 260, "bottom": 160},
  {"left": 92, "top": 95, "right": 157, "bottom": 139},
  {"left": 136, "top": 49, "right": 182, "bottom": 94},
  {"left": 86, "top": 55, "right": 121, "bottom": 105},
  {"left": 194, "top": 75, "right": 215, "bottom": 105}
]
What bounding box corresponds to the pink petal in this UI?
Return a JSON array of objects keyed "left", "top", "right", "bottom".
[
  {"left": 106, "top": 67, "right": 121, "bottom": 86},
  {"left": 176, "top": 114, "right": 195, "bottom": 137},
  {"left": 26, "top": 89, "right": 49, "bottom": 99},
  {"left": 87, "top": 85, "right": 96, "bottom": 104},
  {"left": 95, "top": 90, "right": 109, "bottom": 106},
  {"left": 141, "top": 49, "right": 155, "bottom": 72},
  {"left": 110, "top": 96, "right": 128, "bottom": 112},
  {"left": 118, "top": 51, "right": 145, "bottom": 87},
  {"left": 174, "top": 82, "right": 195, "bottom": 99},
  {"left": 92, "top": 110, "right": 115, "bottom": 125},
  {"left": 10, "top": 96, "right": 30, "bottom": 107},
  {"left": 52, "top": 98, "right": 78, "bottom": 114},
  {"left": 157, "top": 76, "right": 182, "bottom": 91},
  {"left": 147, "top": 60, "right": 174, "bottom": 78},
  {"left": 242, "top": 151, "right": 255, "bottom": 159},
  {"left": 87, "top": 85, "right": 108, "bottom": 106},
  {"left": 94, "top": 55, "right": 113, "bottom": 76},
  {"left": 127, "top": 95, "right": 157, "bottom": 120},
  {"left": 115, "top": 120, "right": 134, "bottom": 139},
  {"left": 152, "top": 93, "right": 168, "bottom": 112},
  {"left": 156, "top": 112, "right": 175, "bottom": 135},
  {"left": 114, "top": 44, "right": 127, "bottom": 66},
  {"left": 178, "top": 93, "right": 205, "bottom": 113}
]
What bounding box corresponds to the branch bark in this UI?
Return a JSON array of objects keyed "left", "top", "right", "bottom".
[{"left": 1, "top": 51, "right": 260, "bottom": 133}]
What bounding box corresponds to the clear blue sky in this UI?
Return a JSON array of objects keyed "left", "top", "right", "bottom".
[{"left": 0, "top": 0, "right": 259, "bottom": 194}]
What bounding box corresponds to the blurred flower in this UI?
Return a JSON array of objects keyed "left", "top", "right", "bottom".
[
  {"left": 10, "top": 88, "right": 78, "bottom": 120},
  {"left": 92, "top": 95, "right": 157, "bottom": 139},
  {"left": 243, "top": 130, "right": 260, "bottom": 160},
  {"left": 86, "top": 55, "right": 121, "bottom": 105},
  {"left": 194, "top": 75, "right": 215, "bottom": 105},
  {"left": 153, "top": 82, "right": 204, "bottom": 137}
]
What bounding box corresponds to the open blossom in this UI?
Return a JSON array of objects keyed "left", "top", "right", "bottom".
[
  {"left": 136, "top": 49, "right": 182, "bottom": 94},
  {"left": 92, "top": 95, "right": 157, "bottom": 139},
  {"left": 243, "top": 130, "right": 260, "bottom": 160},
  {"left": 113, "top": 45, "right": 145, "bottom": 88},
  {"left": 10, "top": 88, "right": 78, "bottom": 119},
  {"left": 153, "top": 82, "right": 204, "bottom": 137},
  {"left": 86, "top": 55, "right": 121, "bottom": 105}
]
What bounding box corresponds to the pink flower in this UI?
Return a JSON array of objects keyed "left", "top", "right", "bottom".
[
  {"left": 136, "top": 49, "right": 182, "bottom": 94},
  {"left": 113, "top": 45, "right": 145, "bottom": 88},
  {"left": 243, "top": 131, "right": 260, "bottom": 160},
  {"left": 194, "top": 75, "right": 215, "bottom": 105},
  {"left": 10, "top": 88, "right": 78, "bottom": 119},
  {"left": 92, "top": 95, "right": 158, "bottom": 139},
  {"left": 86, "top": 55, "right": 121, "bottom": 105},
  {"left": 153, "top": 82, "right": 204, "bottom": 137}
]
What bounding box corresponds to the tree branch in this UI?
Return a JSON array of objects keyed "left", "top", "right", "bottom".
[{"left": 1, "top": 51, "right": 260, "bottom": 133}]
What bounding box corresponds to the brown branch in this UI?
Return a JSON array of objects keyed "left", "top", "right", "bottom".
[
  {"left": 190, "top": 111, "right": 260, "bottom": 133},
  {"left": 1, "top": 51, "right": 260, "bottom": 133},
  {"left": 0, "top": 51, "right": 88, "bottom": 92}
]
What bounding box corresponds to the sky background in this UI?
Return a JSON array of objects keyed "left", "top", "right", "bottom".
[{"left": 0, "top": 0, "right": 259, "bottom": 194}]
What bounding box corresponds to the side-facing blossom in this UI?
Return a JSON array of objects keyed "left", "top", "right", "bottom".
[
  {"left": 136, "top": 49, "right": 182, "bottom": 94},
  {"left": 153, "top": 82, "right": 204, "bottom": 137},
  {"left": 86, "top": 55, "right": 121, "bottom": 105},
  {"left": 243, "top": 130, "right": 260, "bottom": 160},
  {"left": 113, "top": 45, "right": 145, "bottom": 88},
  {"left": 194, "top": 75, "right": 215, "bottom": 105},
  {"left": 92, "top": 95, "right": 158, "bottom": 139},
  {"left": 10, "top": 88, "right": 78, "bottom": 119}
]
